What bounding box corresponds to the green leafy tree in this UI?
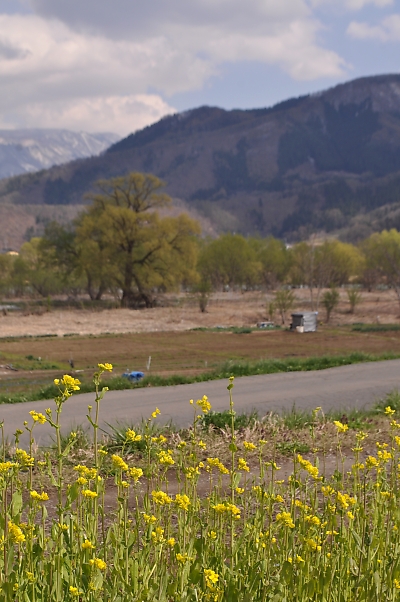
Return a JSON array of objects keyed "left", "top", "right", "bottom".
[
  {"left": 80, "top": 172, "right": 200, "bottom": 307},
  {"left": 361, "top": 229, "right": 400, "bottom": 305},
  {"left": 40, "top": 223, "right": 87, "bottom": 298},
  {"left": 0, "top": 254, "right": 16, "bottom": 297},
  {"left": 197, "top": 234, "right": 261, "bottom": 290},
  {"left": 17, "top": 238, "right": 63, "bottom": 297},
  {"left": 249, "top": 236, "right": 291, "bottom": 289},
  {"left": 290, "top": 239, "right": 362, "bottom": 310}
]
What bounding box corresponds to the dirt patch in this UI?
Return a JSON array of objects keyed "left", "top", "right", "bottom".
[{"left": 0, "top": 289, "right": 399, "bottom": 339}]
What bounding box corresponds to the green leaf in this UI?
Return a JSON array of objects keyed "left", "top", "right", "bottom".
[
  {"left": 11, "top": 490, "right": 23, "bottom": 517},
  {"left": 66, "top": 482, "right": 80, "bottom": 506}
]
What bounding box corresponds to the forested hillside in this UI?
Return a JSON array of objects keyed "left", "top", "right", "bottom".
[{"left": 2, "top": 74, "right": 400, "bottom": 241}]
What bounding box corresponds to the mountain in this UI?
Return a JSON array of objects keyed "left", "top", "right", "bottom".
[
  {"left": 0, "top": 129, "right": 120, "bottom": 179},
  {"left": 2, "top": 74, "right": 400, "bottom": 242}
]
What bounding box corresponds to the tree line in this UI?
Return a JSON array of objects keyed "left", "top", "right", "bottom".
[{"left": 1, "top": 172, "right": 400, "bottom": 310}]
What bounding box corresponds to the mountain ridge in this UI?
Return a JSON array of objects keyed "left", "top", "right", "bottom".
[
  {"left": 0, "top": 129, "right": 120, "bottom": 179},
  {"left": 2, "top": 73, "right": 400, "bottom": 242}
]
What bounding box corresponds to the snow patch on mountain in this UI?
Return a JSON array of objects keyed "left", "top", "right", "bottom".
[{"left": 0, "top": 129, "right": 120, "bottom": 179}]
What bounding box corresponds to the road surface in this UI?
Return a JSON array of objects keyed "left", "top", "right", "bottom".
[{"left": 1, "top": 359, "right": 399, "bottom": 447}]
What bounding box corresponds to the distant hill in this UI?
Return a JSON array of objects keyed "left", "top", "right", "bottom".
[
  {"left": 2, "top": 74, "right": 400, "bottom": 242},
  {"left": 0, "top": 129, "right": 120, "bottom": 179}
]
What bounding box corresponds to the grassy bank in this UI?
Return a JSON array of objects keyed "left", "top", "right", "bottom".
[{"left": 1, "top": 350, "right": 400, "bottom": 405}]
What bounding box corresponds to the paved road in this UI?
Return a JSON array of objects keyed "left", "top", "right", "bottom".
[{"left": 1, "top": 359, "right": 400, "bottom": 447}]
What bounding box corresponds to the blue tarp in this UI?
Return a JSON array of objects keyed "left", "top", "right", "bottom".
[{"left": 122, "top": 371, "right": 145, "bottom": 383}]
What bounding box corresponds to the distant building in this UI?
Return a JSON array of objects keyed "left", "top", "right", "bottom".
[{"left": 290, "top": 312, "right": 318, "bottom": 333}]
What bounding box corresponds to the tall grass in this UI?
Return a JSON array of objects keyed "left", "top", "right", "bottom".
[{"left": 2, "top": 368, "right": 400, "bottom": 599}]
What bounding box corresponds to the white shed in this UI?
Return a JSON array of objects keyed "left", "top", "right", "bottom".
[{"left": 290, "top": 312, "right": 318, "bottom": 332}]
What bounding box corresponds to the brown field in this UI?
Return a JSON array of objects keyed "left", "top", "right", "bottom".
[
  {"left": 0, "top": 288, "right": 399, "bottom": 339},
  {"left": 0, "top": 288, "right": 399, "bottom": 396}
]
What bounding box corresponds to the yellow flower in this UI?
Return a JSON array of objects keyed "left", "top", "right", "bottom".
[
  {"left": 151, "top": 490, "right": 172, "bottom": 505},
  {"left": 15, "top": 449, "right": 34, "bottom": 467},
  {"left": 333, "top": 420, "right": 348, "bottom": 433},
  {"left": 211, "top": 502, "right": 241, "bottom": 519},
  {"left": 158, "top": 451, "right": 175, "bottom": 466},
  {"left": 30, "top": 490, "right": 49, "bottom": 502},
  {"left": 176, "top": 553, "right": 192, "bottom": 564},
  {"left": 276, "top": 512, "right": 295, "bottom": 529},
  {"left": 29, "top": 410, "right": 46, "bottom": 424},
  {"left": 236, "top": 487, "right": 244, "bottom": 495},
  {"left": 82, "top": 490, "right": 98, "bottom": 499},
  {"left": 175, "top": 494, "right": 190, "bottom": 511},
  {"left": 366, "top": 455, "right": 379, "bottom": 468},
  {"left": 336, "top": 491, "right": 356, "bottom": 509},
  {"left": 167, "top": 537, "right": 176, "bottom": 547},
  {"left": 97, "top": 363, "right": 113, "bottom": 371},
  {"left": 69, "top": 586, "right": 80, "bottom": 597},
  {"left": 243, "top": 441, "right": 257, "bottom": 451},
  {"left": 151, "top": 408, "right": 161, "bottom": 419},
  {"left": 305, "top": 514, "right": 321, "bottom": 526},
  {"left": 238, "top": 458, "right": 250, "bottom": 472},
  {"left": 196, "top": 395, "right": 212, "bottom": 414},
  {"left": 0, "top": 461, "right": 17, "bottom": 475},
  {"left": 112, "top": 454, "right": 128, "bottom": 471},
  {"left": 82, "top": 539, "right": 95, "bottom": 550},
  {"left": 208, "top": 531, "right": 217, "bottom": 540},
  {"left": 151, "top": 527, "right": 165, "bottom": 543},
  {"left": 8, "top": 522, "right": 25, "bottom": 544},
  {"left": 385, "top": 406, "right": 396, "bottom": 415},
  {"left": 60, "top": 374, "right": 81, "bottom": 392},
  {"left": 126, "top": 429, "right": 142, "bottom": 443},
  {"left": 204, "top": 568, "right": 219, "bottom": 589},
  {"left": 128, "top": 467, "right": 143, "bottom": 482},
  {"left": 297, "top": 455, "right": 319, "bottom": 479},
  {"left": 378, "top": 449, "right": 392, "bottom": 462},
  {"left": 206, "top": 457, "right": 229, "bottom": 475},
  {"left": 395, "top": 579, "right": 400, "bottom": 590},
  {"left": 89, "top": 557, "right": 107, "bottom": 570},
  {"left": 306, "top": 538, "right": 321, "bottom": 551},
  {"left": 143, "top": 514, "right": 157, "bottom": 524}
]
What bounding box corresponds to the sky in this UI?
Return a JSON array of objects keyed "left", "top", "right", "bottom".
[{"left": 0, "top": 0, "right": 398, "bottom": 136}]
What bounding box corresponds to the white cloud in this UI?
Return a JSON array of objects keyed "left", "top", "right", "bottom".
[
  {"left": 1, "top": 94, "right": 176, "bottom": 136},
  {"left": 0, "top": 3, "right": 347, "bottom": 133},
  {"left": 311, "top": 0, "right": 393, "bottom": 9},
  {"left": 347, "top": 13, "right": 400, "bottom": 40},
  {"left": 344, "top": 0, "right": 393, "bottom": 8}
]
